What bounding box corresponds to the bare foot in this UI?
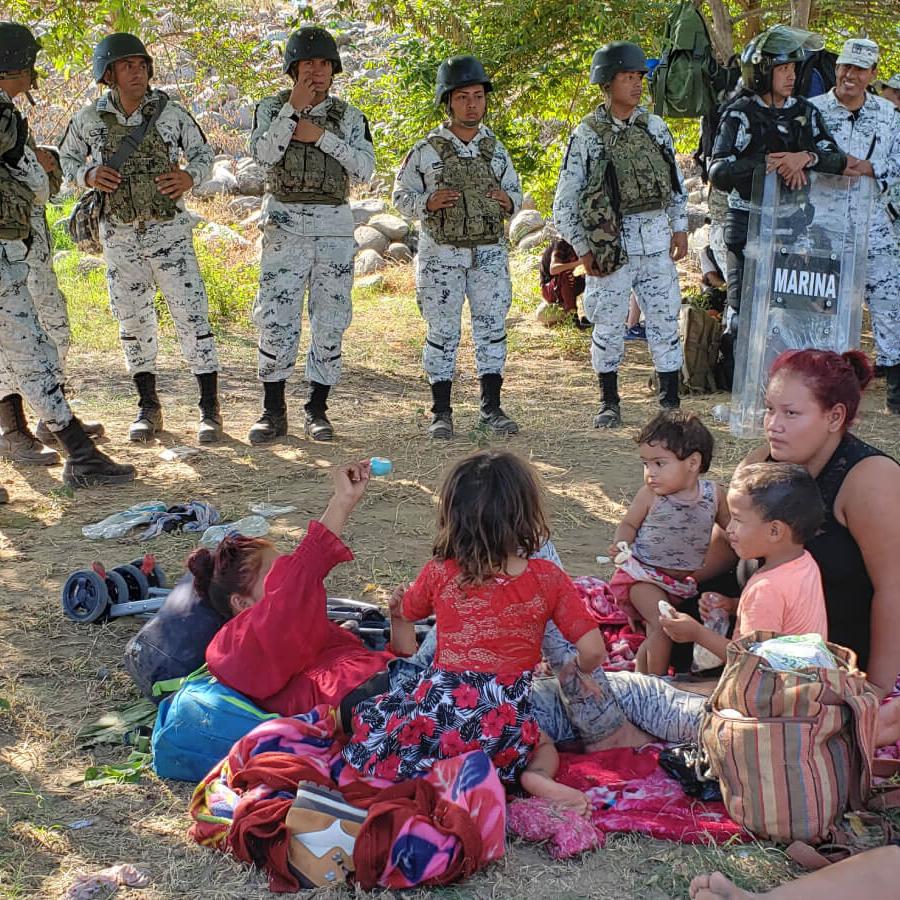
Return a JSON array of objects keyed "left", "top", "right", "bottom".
[
  {"left": 689, "top": 872, "right": 757, "bottom": 900},
  {"left": 876, "top": 697, "right": 900, "bottom": 748},
  {"left": 585, "top": 719, "right": 654, "bottom": 752},
  {"left": 520, "top": 770, "right": 591, "bottom": 817}
]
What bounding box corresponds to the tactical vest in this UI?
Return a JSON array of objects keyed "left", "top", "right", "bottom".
[
  {"left": 267, "top": 93, "right": 350, "bottom": 205},
  {"left": 583, "top": 110, "right": 677, "bottom": 216},
  {"left": 738, "top": 96, "right": 817, "bottom": 158},
  {"left": 101, "top": 99, "right": 178, "bottom": 224},
  {"left": 423, "top": 135, "right": 502, "bottom": 247},
  {"left": 0, "top": 164, "right": 34, "bottom": 241}
]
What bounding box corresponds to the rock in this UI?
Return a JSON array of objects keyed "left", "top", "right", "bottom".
[
  {"left": 368, "top": 213, "right": 409, "bottom": 242},
  {"left": 509, "top": 209, "right": 544, "bottom": 245},
  {"left": 521, "top": 192, "right": 537, "bottom": 211},
  {"left": 196, "top": 222, "right": 251, "bottom": 246},
  {"left": 356, "top": 273, "right": 385, "bottom": 289},
  {"left": 354, "top": 224, "right": 390, "bottom": 255},
  {"left": 240, "top": 210, "right": 263, "bottom": 228},
  {"left": 53, "top": 250, "right": 74, "bottom": 265},
  {"left": 536, "top": 300, "right": 568, "bottom": 326},
  {"left": 517, "top": 230, "right": 548, "bottom": 253},
  {"left": 686, "top": 205, "right": 708, "bottom": 233},
  {"left": 76, "top": 255, "right": 105, "bottom": 275},
  {"left": 235, "top": 159, "right": 267, "bottom": 196},
  {"left": 229, "top": 195, "right": 262, "bottom": 214},
  {"left": 684, "top": 175, "right": 703, "bottom": 192},
  {"left": 688, "top": 189, "right": 705, "bottom": 205},
  {"left": 193, "top": 160, "right": 239, "bottom": 197},
  {"left": 384, "top": 242, "right": 413, "bottom": 264},
  {"left": 354, "top": 248, "right": 387, "bottom": 276},
  {"left": 350, "top": 198, "right": 387, "bottom": 225}
]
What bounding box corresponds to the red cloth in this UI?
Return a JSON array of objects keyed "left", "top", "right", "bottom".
[
  {"left": 557, "top": 745, "right": 748, "bottom": 845},
  {"left": 402, "top": 558, "right": 597, "bottom": 674},
  {"left": 206, "top": 520, "right": 393, "bottom": 715}
]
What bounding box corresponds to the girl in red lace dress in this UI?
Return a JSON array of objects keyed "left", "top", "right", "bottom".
[{"left": 343, "top": 451, "right": 607, "bottom": 810}]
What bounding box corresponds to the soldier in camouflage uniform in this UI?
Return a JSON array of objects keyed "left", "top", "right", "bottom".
[
  {"left": 59, "top": 33, "right": 222, "bottom": 443},
  {"left": 810, "top": 40, "right": 900, "bottom": 414},
  {"left": 878, "top": 74, "right": 900, "bottom": 244},
  {"left": 394, "top": 55, "right": 522, "bottom": 439},
  {"left": 248, "top": 27, "right": 374, "bottom": 443},
  {"left": 0, "top": 22, "right": 135, "bottom": 500},
  {"left": 553, "top": 42, "right": 688, "bottom": 428}
]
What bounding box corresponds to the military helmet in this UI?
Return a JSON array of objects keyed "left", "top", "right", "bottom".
[
  {"left": 590, "top": 41, "right": 648, "bottom": 86},
  {"left": 740, "top": 25, "right": 823, "bottom": 94},
  {"left": 283, "top": 27, "right": 342, "bottom": 75},
  {"left": 92, "top": 32, "right": 153, "bottom": 83},
  {"left": 0, "top": 22, "right": 40, "bottom": 75},
  {"left": 434, "top": 55, "right": 493, "bottom": 105}
]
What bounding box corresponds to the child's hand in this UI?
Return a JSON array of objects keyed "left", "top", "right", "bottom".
[
  {"left": 388, "top": 583, "right": 409, "bottom": 619},
  {"left": 698, "top": 592, "right": 738, "bottom": 619},
  {"left": 332, "top": 460, "right": 371, "bottom": 508},
  {"left": 659, "top": 611, "right": 701, "bottom": 644}
]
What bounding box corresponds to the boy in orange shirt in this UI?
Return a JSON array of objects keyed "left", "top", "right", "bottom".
[{"left": 661, "top": 462, "right": 827, "bottom": 662}]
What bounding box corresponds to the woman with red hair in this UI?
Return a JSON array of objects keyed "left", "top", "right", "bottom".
[{"left": 699, "top": 349, "right": 900, "bottom": 695}]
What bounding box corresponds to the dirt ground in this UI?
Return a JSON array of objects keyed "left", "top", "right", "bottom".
[{"left": 1, "top": 278, "right": 898, "bottom": 899}]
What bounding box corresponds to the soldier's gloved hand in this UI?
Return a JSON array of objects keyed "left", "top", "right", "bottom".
[
  {"left": 577, "top": 252, "right": 602, "bottom": 277},
  {"left": 155, "top": 168, "right": 193, "bottom": 200},
  {"left": 86, "top": 164, "right": 122, "bottom": 193},
  {"left": 670, "top": 231, "right": 688, "bottom": 262},
  {"left": 426, "top": 188, "right": 460, "bottom": 211},
  {"left": 0, "top": 104, "right": 28, "bottom": 166}
]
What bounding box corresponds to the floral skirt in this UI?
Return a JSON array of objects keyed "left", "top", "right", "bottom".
[{"left": 342, "top": 666, "right": 539, "bottom": 783}]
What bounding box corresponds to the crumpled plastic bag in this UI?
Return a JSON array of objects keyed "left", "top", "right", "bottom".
[{"left": 748, "top": 633, "right": 838, "bottom": 672}]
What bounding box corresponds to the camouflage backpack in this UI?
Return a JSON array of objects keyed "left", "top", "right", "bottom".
[
  {"left": 679, "top": 304, "right": 722, "bottom": 393},
  {"left": 423, "top": 134, "right": 502, "bottom": 247},
  {"left": 577, "top": 154, "right": 626, "bottom": 277}
]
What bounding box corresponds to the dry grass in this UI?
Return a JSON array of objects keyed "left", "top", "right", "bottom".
[{"left": 1, "top": 248, "right": 898, "bottom": 898}]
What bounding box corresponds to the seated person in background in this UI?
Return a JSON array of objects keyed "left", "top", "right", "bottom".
[
  {"left": 539, "top": 237, "right": 590, "bottom": 329},
  {"left": 609, "top": 411, "right": 729, "bottom": 675},
  {"left": 662, "top": 462, "right": 827, "bottom": 662}
]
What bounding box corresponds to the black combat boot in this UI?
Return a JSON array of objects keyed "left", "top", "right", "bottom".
[
  {"left": 657, "top": 370, "right": 681, "bottom": 410},
  {"left": 428, "top": 380, "right": 453, "bottom": 440},
  {"left": 304, "top": 382, "right": 333, "bottom": 442},
  {"left": 248, "top": 380, "right": 288, "bottom": 444},
  {"left": 593, "top": 371, "right": 621, "bottom": 428},
  {"left": 886, "top": 365, "right": 900, "bottom": 416},
  {"left": 56, "top": 418, "right": 136, "bottom": 487},
  {"left": 0, "top": 393, "right": 60, "bottom": 465},
  {"left": 479, "top": 373, "right": 519, "bottom": 434},
  {"left": 196, "top": 372, "right": 223, "bottom": 443},
  {"left": 128, "top": 372, "right": 163, "bottom": 442}
]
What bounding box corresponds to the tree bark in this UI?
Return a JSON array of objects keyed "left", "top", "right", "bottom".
[
  {"left": 791, "top": 0, "right": 813, "bottom": 27},
  {"left": 704, "top": 0, "right": 735, "bottom": 60}
]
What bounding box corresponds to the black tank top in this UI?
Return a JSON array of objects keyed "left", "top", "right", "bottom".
[{"left": 802, "top": 433, "right": 893, "bottom": 669}]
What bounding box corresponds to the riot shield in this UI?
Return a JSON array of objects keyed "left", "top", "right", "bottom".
[{"left": 729, "top": 170, "right": 873, "bottom": 437}]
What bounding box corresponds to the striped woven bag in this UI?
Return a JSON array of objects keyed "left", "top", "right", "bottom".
[{"left": 698, "top": 631, "right": 879, "bottom": 844}]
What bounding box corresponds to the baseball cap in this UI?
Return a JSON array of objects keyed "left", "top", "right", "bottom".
[
  {"left": 876, "top": 73, "right": 900, "bottom": 91},
  {"left": 836, "top": 38, "right": 879, "bottom": 68}
]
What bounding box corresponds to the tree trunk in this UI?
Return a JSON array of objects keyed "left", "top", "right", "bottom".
[
  {"left": 704, "top": 0, "right": 734, "bottom": 60},
  {"left": 791, "top": 0, "right": 813, "bottom": 27}
]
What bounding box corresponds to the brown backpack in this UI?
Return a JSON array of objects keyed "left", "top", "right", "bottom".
[{"left": 698, "top": 632, "right": 879, "bottom": 845}]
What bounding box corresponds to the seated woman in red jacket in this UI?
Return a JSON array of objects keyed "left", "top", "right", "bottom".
[{"left": 193, "top": 461, "right": 396, "bottom": 720}]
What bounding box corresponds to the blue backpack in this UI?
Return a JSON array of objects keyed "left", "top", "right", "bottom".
[{"left": 151, "top": 665, "right": 278, "bottom": 782}]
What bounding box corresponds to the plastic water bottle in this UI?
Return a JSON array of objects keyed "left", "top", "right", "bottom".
[
  {"left": 711, "top": 403, "right": 731, "bottom": 424},
  {"left": 693, "top": 607, "right": 730, "bottom": 672},
  {"left": 370, "top": 457, "right": 393, "bottom": 476},
  {"left": 199, "top": 515, "right": 270, "bottom": 547}
]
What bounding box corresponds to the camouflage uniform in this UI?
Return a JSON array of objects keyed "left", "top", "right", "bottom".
[
  {"left": 553, "top": 105, "right": 687, "bottom": 378},
  {"left": 393, "top": 124, "right": 522, "bottom": 383},
  {"left": 810, "top": 90, "right": 900, "bottom": 366},
  {"left": 250, "top": 93, "right": 374, "bottom": 386},
  {"left": 0, "top": 96, "right": 69, "bottom": 429},
  {"left": 59, "top": 88, "right": 218, "bottom": 377}
]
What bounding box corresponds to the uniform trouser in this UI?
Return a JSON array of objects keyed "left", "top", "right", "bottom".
[
  {"left": 866, "top": 244, "right": 900, "bottom": 367},
  {"left": 583, "top": 249, "right": 683, "bottom": 374},
  {"left": 26, "top": 213, "right": 70, "bottom": 377},
  {"left": 101, "top": 213, "right": 219, "bottom": 376},
  {"left": 416, "top": 245, "right": 512, "bottom": 384},
  {"left": 0, "top": 247, "right": 71, "bottom": 430},
  {"left": 253, "top": 224, "right": 354, "bottom": 385},
  {"left": 724, "top": 208, "right": 750, "bottom": 319}
]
